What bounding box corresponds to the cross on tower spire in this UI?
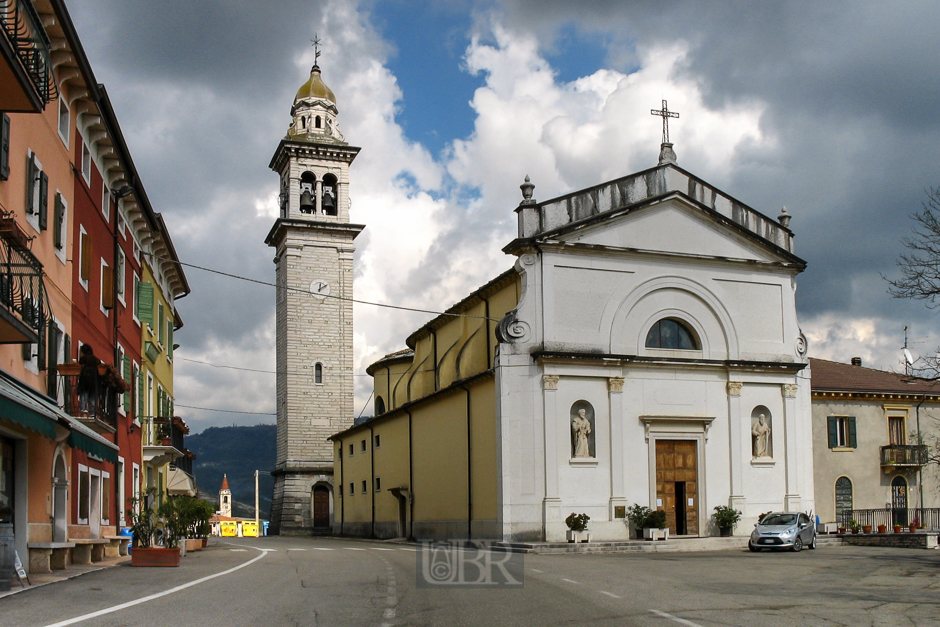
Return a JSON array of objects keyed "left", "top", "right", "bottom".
[
  {"left": 651, "top": 99, "right": 679, "bottom": 144},
  {"left": 310, "top": 34, "right": 322, "bottom": 68}
]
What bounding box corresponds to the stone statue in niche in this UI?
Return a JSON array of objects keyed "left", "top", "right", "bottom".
[
  {"left": 572, "top": 409, "right": 592, "bottom": 458},
  {"left": 752, "top": 413, "right": 772, "bottom": 458}
]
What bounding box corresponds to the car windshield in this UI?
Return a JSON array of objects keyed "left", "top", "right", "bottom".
[{"left": 760, "top": 514, "right": 797, "bottom": 526}]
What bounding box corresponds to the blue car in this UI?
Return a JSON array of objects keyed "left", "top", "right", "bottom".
[{"left": 748, "top": 512, "right": 816, "bottom": 552}]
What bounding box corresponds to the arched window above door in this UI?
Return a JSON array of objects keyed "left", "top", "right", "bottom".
[{"left": 645, "top": 318, "right": 699, "bottom": 350}]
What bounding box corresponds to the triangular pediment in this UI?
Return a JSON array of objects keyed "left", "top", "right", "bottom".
[{"left": 548, "top": 195, "right": 791, "bottom": 264}]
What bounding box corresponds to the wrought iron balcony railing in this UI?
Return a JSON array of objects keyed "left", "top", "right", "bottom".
[
  {"left": 880, "top": 444, "right": 928, "bottom": 468},
  {"left": 0, "top": 0, "right": 58, "bottom": 106},
  {"left": 0, "top": 214, "right": 47, "bottom": 343},
  {"left": 58, "top": 362, "right": 127, "bottom": 434}
]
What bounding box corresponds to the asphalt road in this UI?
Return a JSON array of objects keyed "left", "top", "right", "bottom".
[{"left": 1, "top": 536, "right": 938, "bottom": 626}]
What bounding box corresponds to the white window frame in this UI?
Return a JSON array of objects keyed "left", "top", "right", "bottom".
[
  {"left": 77, "top": 464, "right": 89, "bottom": 525},
  {"left": 132, "top": 463, "right": 140, "bottom": 518},
  {"left": 101, "top": 182, "right": 110, "bottom": 222},
  {"left": 54, "top": 192, "right": 67, "bottom": 264},
  {"left": 78, "top": 226, "right": 89, "bottom": 292},
  {"left": 116, "top": 249, "right": 126, "bottom": 305},
  {"left": 133, "top": 361, "right": 141, "bottom": 421},
  {"left": 116, "top": 457, "right": 126, "bottom": 526},
  {"left": 116, "top": 344, "right": 126, "bottom": 416},
  {"left": 25, "top": 150, "right": 42, "bottom": 233},
  {"left": 100, "top": 469, "right": 111, "bottom": 526},
  {"left": 834, "top": 416, "right": 851, "bottom": 448},
  {"left": 57, "top": 97, "right": 70, "bottom": 146},
  {"left": 132, "top": 273, "right": 140, "bottom": 326},
  {"left": 99, "top": 258, "right": 110, "bottom": 316},
  {"left": 81, "top": 139, "right": 91, "bottom": 185},
  {"left": 117, "top": 199, "right": 127, "bottom": 239}
]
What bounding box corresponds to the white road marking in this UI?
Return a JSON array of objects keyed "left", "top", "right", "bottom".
[
  {"left": 398, "top": 547, "right": 417, "bottom": 552},
  {"left": 313, "top": 547, "right": 335, "bottom": 551},
  {"left": 287, "top": 548, "right": 307, "bottom": 551},
  {"left": 229, "top": 549, "right": 248, "bottom": 552},
  {"left": 649, "top": 609, "right": 703, "bottom": 627},
  {"left": 599, "top": 591, "right": 621, "bottom": 599},
  {"left": 41, "top": 548, "right": 271, "bottom": 627},
  {"left": 372, "top": 547, "right": 396, "bottom": 551},
  {"left": 561, "top": 578, "right": 580, "bottom": 585},
  {"left": 344, "top": 547, "right": 366, "bottom": 551},
  {"left": 530, "top": 568, "right": 544, "bottom": 573}
]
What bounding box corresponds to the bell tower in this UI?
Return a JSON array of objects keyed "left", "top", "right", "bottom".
[{"left": 266, "top": 54, "right": 363, "bottom": 535}]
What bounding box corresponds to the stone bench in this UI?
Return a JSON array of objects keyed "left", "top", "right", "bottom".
[
  {"left": 27, "top": 542, "right": 75, "bottom": 573},
  {"left": 69, "top": 538, "right": 110, "bottom": 564},
  {"left": 103, "top": 535, "right": 131, "bottom": 558}
]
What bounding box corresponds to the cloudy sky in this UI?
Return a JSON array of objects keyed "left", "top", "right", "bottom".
[{"left": 67, "top": 0, "right": 940, "bottom": 433}]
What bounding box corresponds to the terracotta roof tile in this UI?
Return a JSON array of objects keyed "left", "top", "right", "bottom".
[{"left": 810, "top": 358, "right": 940, "bottom": 395}]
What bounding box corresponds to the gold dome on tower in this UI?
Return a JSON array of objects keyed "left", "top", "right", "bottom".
[{"left": 294, "top": 65, "right": 336, "bottom": 105}]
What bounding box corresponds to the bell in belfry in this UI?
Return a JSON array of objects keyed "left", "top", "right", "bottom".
[
  {"left": 299, "top": 188, "right": 315, "bottom": 213},
  {"left": 322, "top": 188, "right": 335, "bottom": 214}
]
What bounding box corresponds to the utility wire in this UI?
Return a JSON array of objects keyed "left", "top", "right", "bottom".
[
  {"left": 144, "top": 252, "right": 500, "bottom": 322},
  {"left": 175, "top": 403, "right": 275, "bottom": 416},
  {"left": 177, "top": 356, "right": 432, "bottom": 377}
]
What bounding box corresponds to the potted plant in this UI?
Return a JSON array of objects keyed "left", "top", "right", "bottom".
[
  {"left": 712, "top": 505, "right": 742, "bottom": 537},
  {"left": 909, "top": 518, "right": 919, "bottom": 533},
  {"left": 877, "top": 524, "right": 887, "bottom": 534},
  {"left": 837, "top": 525, "right": 846, "bottom": 534},
  {"left": 565, "top": 513, "right": 591, "bottom": 543},
  {"left": 626, "top": 504, "right": 652, "bottom": 540},
  {"left": 643, "top": 510, "right": 669, "bottom": 541},
  {"left": 862, "top": 524, "right": 872, "bottom": 534},
  {"left": 128, "top": 489, "right": 180, "bottom": 567},
  {"left": 893, "top": 524, "right": 902, "bottom": 533},
  {"left": 849, "top": 519, "right": 860, "bottom": 534}
]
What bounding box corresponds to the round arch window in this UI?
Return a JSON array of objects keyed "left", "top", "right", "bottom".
[{"left": 645, "top": 318, "right": 699, "bottom": 350}]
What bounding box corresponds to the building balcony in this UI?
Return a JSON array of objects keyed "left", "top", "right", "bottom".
[
  {"left": 57, "top": 362, "right": 128, "bottom": 435},
  {"left": 141, "top": 416, "right": 185, "bottom": 467},
  {"left": 880, "top": 444, "right": 928, "bottom": 468},
  {"left": 0, "top": 0, "right": 57, "bottom": 112},
  {"left": 0, "top": 213, "right": 47, "bottom": 344}
]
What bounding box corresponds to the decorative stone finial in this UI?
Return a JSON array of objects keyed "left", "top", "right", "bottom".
[
  {"left": 520, "top": 175, "right": 536, "bottom": 205},
  {"left": 658, "top": 142, "right": 677, "bottom": 166},
  {"left": 778, "top": 206, "right": 791, "bottom": 228}
]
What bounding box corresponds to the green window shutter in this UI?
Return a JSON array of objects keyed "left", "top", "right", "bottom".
[
  {"left": 53, "top": 193, "right": 64, "bottom": 249},
  {"left": 167, "top": 324, "right": 173, "bottom": 359},
  {"left": 827, "top": 417, "right": 837, "bottom": 448},
  {"left": 1, "top": 113, "right": 10, "bottom": 181},
  {"left": 848, "top": 417, "right": 857, "bottom": 448},
  {"left": 137, "top": 281, "right": 153, "bottom": 326},
  {"left": 38, "top": 171, "right": 48, "bottom": 230},
  {"left": 137, "top": 369, "right": 144, "bottom": 417},
  {"left": 157, "top": 302, "right": 165, "bottom": 345},
  {"left": 25, "top": 153, "right": 36, "bottom": 213},
  {"left": 123, "top": 356, "right": 131, "bottom": 412}
]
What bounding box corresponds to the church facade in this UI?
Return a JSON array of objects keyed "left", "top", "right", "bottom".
[{"left": 331, "top": 145, "right": 815, "bottom": 542}]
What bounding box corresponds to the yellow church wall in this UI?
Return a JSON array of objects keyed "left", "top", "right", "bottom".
[
  {"left": 338, "top": 431, "right": 372, "bottom": 526},
  {"left": 470, "top": 380, "right": 498, "bottom": 524},
  {"left": 371, "top": 417, "right": 410, "bottom": 531},
  {"left": 411, "top": 391, "right": 469, "bottom": 526}
]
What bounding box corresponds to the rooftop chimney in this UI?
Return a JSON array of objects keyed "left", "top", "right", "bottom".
[{"left": 851, "top": 357, "right": 862, "bottom": 366}]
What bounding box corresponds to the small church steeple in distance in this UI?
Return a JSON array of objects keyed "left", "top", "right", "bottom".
[{"left": 219, "top": 474, "right": 232, "bottom": 518}]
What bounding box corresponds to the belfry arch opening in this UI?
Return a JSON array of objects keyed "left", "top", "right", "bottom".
[
  {"left": 322, "top": 174, "right": 338, "bottom": 216},
  {"left": 299, "top": 171, "right": 316, "bottom": 214}
]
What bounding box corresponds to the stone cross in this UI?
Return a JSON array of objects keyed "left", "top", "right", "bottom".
[{"left": 651, "top": 99, "right": 679, "bottom": 144}]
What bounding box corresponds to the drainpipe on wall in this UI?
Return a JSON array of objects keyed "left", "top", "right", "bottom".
[
  {"left": 407, "top": 409, "right": 414, "bottom": 540},
  {"left": 338, "top": 437, "right": 344, "bottom": 536},
  {"left": 369, "top": 425, "right": 375, "bottom": 538},
  {"left": 460, "top": 384, "right": 472, "bottom": 540},
  {"left": 915, "top": 397, "right": 924, "bottom": 509}
]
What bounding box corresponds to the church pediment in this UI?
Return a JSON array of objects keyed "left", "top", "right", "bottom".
[{"left": 543, "top": 194, "right": 800, "bottom": 266}]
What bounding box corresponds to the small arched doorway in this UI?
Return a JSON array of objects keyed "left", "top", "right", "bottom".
[
  {"left": 891, "top": 475, "right": 908, "bottom": 526},
  {"left": 312, "top": 484, "right": 331, "bottom": 529},
  {"left": 52, "top": 451, "right": 68, "bottom": 542},
  {"left": 834, "top": 476, "right": 852, "bottom": 527}
]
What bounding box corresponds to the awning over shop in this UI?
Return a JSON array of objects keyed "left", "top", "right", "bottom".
[
  {"left": 0, "top": 370, "right": 119, "bottom": 462},
  {"left": 166, "top": 467, "right": 196, "bottom": 497}
]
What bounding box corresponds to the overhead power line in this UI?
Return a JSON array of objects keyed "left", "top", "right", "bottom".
[
  {"left": 175, "top": 403, "right": 275, "bottom": 416},
  {"left": 145, "top": 252, "right": 500, "bottom": 322},
  {"left": 177, "top": 356, "right": 427, "bottom": 377}
]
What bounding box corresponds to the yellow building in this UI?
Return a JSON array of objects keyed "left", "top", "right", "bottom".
[
  {"left": 331, "top": 271, "right": 518, "bottom": 539},
  {"left": 136, "top": 220, "right": 190, "bottom": 503}
]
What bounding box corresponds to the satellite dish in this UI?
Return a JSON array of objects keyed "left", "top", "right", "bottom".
[{"left": 903, "top": 348, "right": 914, "bottom": 365}]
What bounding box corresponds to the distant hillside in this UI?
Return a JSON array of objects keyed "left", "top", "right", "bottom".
[{"left": 186, "top": 424, "right": 277, "bottom": 519}]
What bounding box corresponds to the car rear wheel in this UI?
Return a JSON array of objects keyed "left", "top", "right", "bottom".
[
  {"left": 748, "top": 542, "right": 760, "bottom": 552},
  {"left": 791, "top": 536, "right": 803, "bottom": 552}
]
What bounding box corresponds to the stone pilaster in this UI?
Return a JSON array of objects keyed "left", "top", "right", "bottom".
[
  {"left": 781, "top": 383, "right": 801, "bottom": 511},
  {"left": 607, "top": 377, "right": 627, "bottom": 519}
]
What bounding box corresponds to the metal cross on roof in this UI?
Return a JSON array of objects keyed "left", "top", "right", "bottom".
[
  {"left": 310, "top": 34, "right": 322, "bottom": 66},
  {"left": 651, "top": 99, "right": 679, "bottom": 144}
]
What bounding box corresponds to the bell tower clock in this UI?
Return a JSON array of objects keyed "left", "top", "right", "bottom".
[{"left": 266, "top": 55, "right": 363, "bottom": 536}]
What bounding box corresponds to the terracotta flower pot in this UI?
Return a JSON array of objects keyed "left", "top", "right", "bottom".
[
  {"left": 130, "top": 547, "right": 180, "bottom": 567},
  {"left": 837, "top": 527, "right": 846, "bottom": 534},
  {"left": 909, "top": 524, "right": 918, "bottom": 533},
  {"left": 893, "top": 525, "right": 901, "bottom": 533},
  {"left": 201, "top": 537, "right": 208, "bottom": 548},
  {"left": 877, "top": 525, "right": 887, "bottom": 534},
  {"left": 862, "top": 525, "right": 872, "bottom": 534}
]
